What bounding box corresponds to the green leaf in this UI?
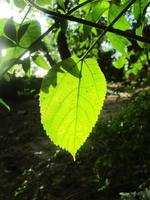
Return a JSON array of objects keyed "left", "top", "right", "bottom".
[
  {"left": 57, "top": 0, "right": 65, "bottom": 10},
  {"left": 134, "top": 0, "right": 148, "bottom": 20},
  {"left": 0, "top": 47, "right": 24, "bottom": 77},
  {"left": 32, "top": 55, "right": 50, "bottom": 70},
  {"left": 40, "top": 57, "right": 107, "bottom": 159},
  {"left": 108, "top": 4, "right": 130, "bottom": 30},
  {"left": 4, "top": 17, "right": 17, "bottom": 42},
  {"left": 19, "top": 20, "right": 41, "bottom": 48},
  {"left": 0, "top": 98, "right": 10, "bottom": 110},
  {"left": 36, "top": 0, "right": 52, "bottom": 6},
  {"left": 107, "top": 32, "right": 131, "bottom": 54},
  {"left": 13, "top": 0, "right": 26, "bottom": 9},
  {"left": 17, "top": 23, "right": 30, "bottom": 42},
  {"left": 113, "top": 55, "right": 126, "bottom": 69},
  {"left": 0, "top": 36, "right": 16, "bottom": 49},
  {"left": 0, "top": 19, "right": 8, "bottom": 35}
]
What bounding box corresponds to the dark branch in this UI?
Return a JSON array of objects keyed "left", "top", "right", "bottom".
[{"left": 27, "top": 0, "right": 150, "bottom": 45}]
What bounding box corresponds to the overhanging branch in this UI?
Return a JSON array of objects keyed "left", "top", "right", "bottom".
[{"left": 27, "top": 0, "right": 150, "bottom": 45}]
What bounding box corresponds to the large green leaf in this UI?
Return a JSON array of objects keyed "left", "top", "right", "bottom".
[{"left": 40, "top": 57, "right": 107, "bottom": 159}]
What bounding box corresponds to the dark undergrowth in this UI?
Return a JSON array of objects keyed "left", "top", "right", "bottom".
[{"left": 0, "top": 89, "right": 149, "bottom": 200}]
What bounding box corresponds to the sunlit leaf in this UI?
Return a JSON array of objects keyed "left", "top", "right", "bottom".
[
  {"left": 40, "top": 57, "right": 107, "bottom": 159},
  {"left": 0, "top": 98, "right": 10, "bottom": 110},
  {"left": 0, "top": 47, "right": 24, "bottom": 77},
  {"left": 32, "top": 55, "right": 50, "bottom": 70},
  {"left": 107, "top": 33, "right": 131, "bottom": 54},
  {"left": 36, "top": 0, "right": 52, "bottom": 6},
  {"left": 108, "top": 4, "right": 130, "bottom": 30}
]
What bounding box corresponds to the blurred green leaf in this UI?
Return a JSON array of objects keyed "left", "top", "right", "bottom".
[
  {"left": 114, "top": 55, "right": 126, "bottom": 69},
  {"left": 13, "top": 0, "right": 26, "bottom": 9},
  {"left": 32, "top": 54, "right": 50, "bottom": 70},
  {"left": 19, "top": 20, "right": 41, "bottom": 48},
  {"left": 22, "top": 57, "right": 31, "bottom": 77},
  {"left": 0, "top": 98, "right": 10, "bottom": 110},
  {"left": 36, "top": 0, "right": 52, "bottom": 6},
  {"left": 4, "top": 17, "right": 17, "bottom": 42},
  {"left": 18, "top": 23, "right": 30, "bottom": 42},
  {"left": 107, "top": 33, "right": 131, "bottom": 54},
  {"left": 0, "top": 36, "right": 16, "bottom": 49},
  {"left": 0, "top": 19, "right": 8, "bottom": 35}
]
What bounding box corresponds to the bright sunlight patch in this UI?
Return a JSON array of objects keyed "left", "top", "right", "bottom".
[{"left": 39, "top": 57, "right": 106, "bottom": 159}]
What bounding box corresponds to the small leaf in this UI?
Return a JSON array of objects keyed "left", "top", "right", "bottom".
[
  {"left": 114, "top": 55, "right": 126, "bottom": 69},
  {"left": 19, "top": 20, "right": 41, "bottom": 48},
  {"left": 4, "top": 17, "right": 17, "bottom": 42},
  {"left": 13, "top": 0, "right": 26, "bottom": 9},
  {"left": 107, "top": 33, "right": 131, "bottom": 54},
  {"left": 0, "top": 98, "right": 10, "bottom": 110},
  {"left": 32, "top": 55, "right": 50, "bottom": 70},
  {"left": 40, "top": 57, "right": 107, "bottom": 159},
  {"left": 18, "top": 23, "right": 30, "bottom": 42},
  {"left": 0, "top": 36, "right": 16, "bottom": 49},
  {"left": 22, "top": 57, "right": 31, "bottom": 77}
]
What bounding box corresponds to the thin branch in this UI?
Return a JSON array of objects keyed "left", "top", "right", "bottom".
[
  {"left": 20, "top": 5, "right": 32, "bottom": 26},
  {"left": 81, "top": 0, "right": 137, "bottom": 59},
  {"left": 26, "top": 0, "right": 150, "bottom": 45}
]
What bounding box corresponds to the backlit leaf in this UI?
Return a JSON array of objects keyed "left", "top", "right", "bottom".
[
  {"left": 19, "top": 20, "right": 41, "bottom": 48},
  {"left": 32, "top": 55, "right": 50, "bottom": 70},
  {"left": 40, "top": 57, "right": 107, "bottom": 159},
  {"left": 13, "top": 0, "right": 26, "bottom": 9}
]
